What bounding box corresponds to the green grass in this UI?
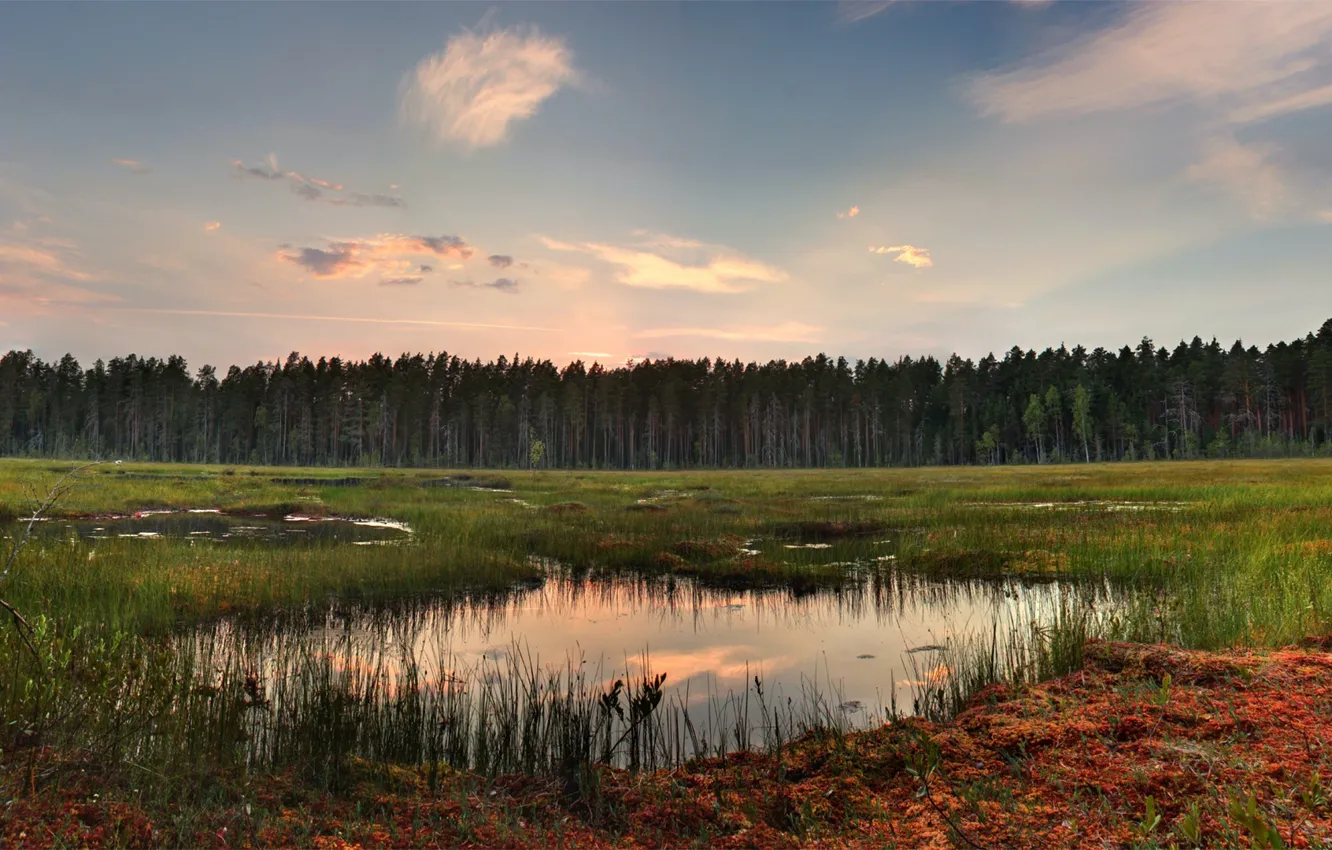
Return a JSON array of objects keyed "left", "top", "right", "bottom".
[{"left": 7, "top": 457, "right": 1332, "bottom": 805}]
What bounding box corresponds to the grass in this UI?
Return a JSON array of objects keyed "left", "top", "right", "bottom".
[{"left": 7, "top": 457, "right": 1332, "bottom": 845}]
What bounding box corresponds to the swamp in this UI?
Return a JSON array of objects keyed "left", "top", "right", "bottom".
[{"left": 5, "top": 458, "right": 1332, "bottom": 846}]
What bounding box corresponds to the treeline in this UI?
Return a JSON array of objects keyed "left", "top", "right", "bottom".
[{"left": 5, "top": 320, "right": 1332, "bottom": 469}]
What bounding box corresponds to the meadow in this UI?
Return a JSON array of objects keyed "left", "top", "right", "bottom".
[{"left": 4, "top": 457, "right": 1332, "bottom": 846}]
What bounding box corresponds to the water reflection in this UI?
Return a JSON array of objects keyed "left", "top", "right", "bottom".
[{"left": 193, "top": 571, "right": 1111, "bottom": 759}]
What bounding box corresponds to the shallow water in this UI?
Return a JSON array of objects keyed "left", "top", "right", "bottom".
[
  {"left": 196, "top": 569, "right": 1104, "bottom": 759},
  {"left": 20, "top": 511, "right": 412, "bottom": 545}
]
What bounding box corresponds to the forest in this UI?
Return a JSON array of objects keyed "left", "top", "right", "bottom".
[{"left": 4, "top": 319, "right": 1332, "bottom": 469}]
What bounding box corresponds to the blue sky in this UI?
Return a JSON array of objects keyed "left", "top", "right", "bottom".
[{"left": 3, "top": 1, "right": 1331, "bottom": 369}]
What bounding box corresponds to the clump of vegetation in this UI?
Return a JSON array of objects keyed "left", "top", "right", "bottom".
[
  {"left": 545, "top": 501, "right": 592, "bottom": 515},
  {"left": 672, "top": 535, "right": 746, "bottom": 560}
]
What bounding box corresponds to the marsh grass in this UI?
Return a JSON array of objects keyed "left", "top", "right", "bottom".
[{"left": 8, "top": 457, "right": 1332, "bottom": 810}]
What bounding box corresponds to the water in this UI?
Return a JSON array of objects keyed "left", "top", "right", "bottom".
[
  {"left": 19, "top": 510, "right": 412, "bottom": 545},
  {"left": 363, "top": 575, "right": 1052, "bottom": 711},
  {"left": 188, "top": 569, "right": 1106, "bottom": 767}
]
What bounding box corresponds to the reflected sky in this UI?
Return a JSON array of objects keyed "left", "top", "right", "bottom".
[{"left": 250, "top": 573, "right": 1093, "bottom": 720}]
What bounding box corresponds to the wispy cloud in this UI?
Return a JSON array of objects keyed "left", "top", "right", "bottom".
[
  {"left": 835, "top": 1, "right": 895, "bottom": 25},
  {"left": 231, "top": 154, "right": 406, "bottom": 208},
  {"left": 111, "top": 307, "right": 558, "bottom": 332},
  {"left": 638, "top": 322, "right": 822, "bottom": 343},
  {"left": 111, "top": 158, "right": 150, "bottom": 175},
  {"left": 542, "top": 232, "right": 787, "bottom": 294},
  {"left": 968, "top": 4, "right": 1332, "bottom": 222},
  {"left": 1185, "top": 136, "right": 1287, "bottom": 220},
  {"left": 0, "top": 235, "right": 112, "bottom": 307},
  {"left": 1231, "top": 83, "right": 1332, "bottom": 125},
  {"left": 869, "top": 244, "right": 933, "bottom": 268},
  {"left": 968, "top": 3, "right": 1332, "bottom": 123},
  {"left": 569, "top": 351, "right": 614, "bottom": 359},
  {"left": 836, "top": 205, "right": 860, "bottom": 220},
  {"left": 487, "top": 253, "right": 513, "bottom": 268},
  {"left": 451, "top": 276, "right": 519, "bottom": 294},
  {"left": 399, "top": 24, "right": 578, "bottom": 149},
  {"left": 277, "top": 234, "right": 474, "bottom": 281},
  {"left": 203, "top": 221, "right": 221, "bottom": 233},
  {"left": 380, "top": 276, "right": 423, "bottom": 286}
]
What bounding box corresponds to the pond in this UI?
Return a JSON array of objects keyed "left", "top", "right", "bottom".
[{"left": 186, "top": 568, "right": 1110, "bottom": 770}]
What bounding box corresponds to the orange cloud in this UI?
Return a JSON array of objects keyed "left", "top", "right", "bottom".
[
  {"left": 638, "top": 321, "right": 822, "bottom": 343},
  {"left": 277, "top": 234, "right": 474, "bottom": 281},
  {"left": 0, "top": 237, "right": 113, "bottom": 308},
  {"left": 543, "top": 232, "right": 787, "bottom": 294},
  {"left": 837, "top": 205, "right": 860, "bottom": 219},
  {"left": 111, "top": 158, "right": 150, "bottom": 175},
  {"left": 869, "top": 244, "right": 933, "bottom": 268}
]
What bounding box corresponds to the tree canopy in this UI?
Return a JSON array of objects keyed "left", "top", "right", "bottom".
[{"left": 4, "top": 321, "right": 1332, "bottom": 468}]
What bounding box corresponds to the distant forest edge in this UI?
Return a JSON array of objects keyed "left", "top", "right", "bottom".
[{"left": 6, "top": 321, "right": 1332, "bottom": 469}]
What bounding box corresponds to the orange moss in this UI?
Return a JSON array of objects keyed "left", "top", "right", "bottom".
[{"left": 9, "top": 640, "right": 1332, "bottom": 847}]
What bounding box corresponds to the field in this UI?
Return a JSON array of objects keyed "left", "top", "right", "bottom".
[{"left": 5, "top": 458, "right": 1332, "bottom": 847}]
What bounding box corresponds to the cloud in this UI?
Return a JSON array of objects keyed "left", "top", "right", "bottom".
[
  {"left": 380, "top": 276, "right": 423, "bottom": 286},
  {"left": 203, "top": 221, "right": 221, "bottom": 232},
  {"left": 1185, "top": 136, "right": 1287, "bottom": 220},
  {"left": 836, "top": 205, "right": 860, "bottom": 220},
  {"left": 111, "top": 158, "right": 150, "bottom": 175},
  {"left": 282, "top": 243, "right": 362, "bottom": 278},
  {"left": 487, "top": 253, "right": 513, "bottom": 268},
  {"left": 451, "top": 276, "right": 520, "bottom": 294},
  {"left": 113, "top": 307, "right": 558, "bottom": 332},
  {"left": 967, "top": 4, "right": 1332, "bottom": 223},
  {"left": 0, "top": 236, "right": 112, "bottom": 307},
  {"left": 968, "top": 3, "right": 1332, "bottom": 123},
  {"left": 869, "top": 244, "right": 933, "bottom": 268},
  {"left": 569, "top": 351, "right": 614, "bottom": 359},
  {"left": 543, "top": 232, "right": 788, "bottom": 294},
  {"left": 1230, "top": 82, "right": 1332, "bottom": 125},
  {"left": 835, "top": 1, "right": 896, "bottom": 25},
  {"left": 327, "top": 192, "right": 409, "bottom": 208},
  {"left": 277, "top": 233, "right": 474, "bottom": 279},
  {"left": 419, "top": 264, "right": 434, "bottom": 273},
  {"left": 231, "top": 154, "right": 406, "bottom": 208},
  {"left": 399, "top": 24, "right": 578, "bottom": 149},
  {"left": 637, "top": 322, "right": 822, "bottom": 343}
]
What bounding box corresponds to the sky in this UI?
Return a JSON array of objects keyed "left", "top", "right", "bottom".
[{"left": 3, "top": 1, "right": 1332, "bottom": 371}]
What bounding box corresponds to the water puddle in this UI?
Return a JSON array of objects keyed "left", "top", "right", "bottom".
[
  {"left": 20, "top": 511, "right": 413, "bottom": 545},
  {"left": 973, "top": 500, "right": 1187, "bottom": 512}
]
